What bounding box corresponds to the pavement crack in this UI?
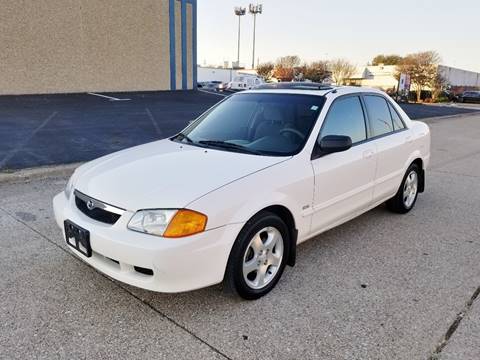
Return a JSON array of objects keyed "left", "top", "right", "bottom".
[
  {"left": 0, "top": 111, "right": 58, "bottom": 169},
  {"left": 116, "top": 283, "right": 233, "bottom": 360},
  {"left": 428, "top": 286, "right": 480, "bottom": 359},
  {"left": 0, "top": 206, "right": 232, "bottom": 360}
]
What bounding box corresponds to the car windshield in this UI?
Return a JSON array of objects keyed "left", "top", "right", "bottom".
[{"left": 172, "top": 93, "right": 325, "bottom": 156}]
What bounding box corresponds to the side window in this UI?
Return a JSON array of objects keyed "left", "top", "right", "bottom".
[
  {"left": 364, "top": 95, "right": 394, "bottom": 137},
  {"left": 320, "top": 96, "right": 367, "bottom": 144},
  {"left": 388, "top": 102, "right": 405, "bottom": 130}
]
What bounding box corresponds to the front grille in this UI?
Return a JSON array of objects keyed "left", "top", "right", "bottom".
[{"left": 75, "top": 195, "right": 121, "bottom": 225}]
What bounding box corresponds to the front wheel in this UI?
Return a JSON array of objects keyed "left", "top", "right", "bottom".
[
  {"left": 224, "top": 211, "right": 290, "bottom": 300},
  {"left": 387, "top": 164, "right": 420, "bottom": 213}
]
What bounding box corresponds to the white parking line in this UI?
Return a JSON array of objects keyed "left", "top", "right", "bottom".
[
  {"left": 87, "top": 92, "right": 131, "bottom": 101},
  {"left": 0, "top": 111, "right": 58, "bottom": 168},
  {"left": 198, "top": 89, "right": 228, "bottom": 97}
]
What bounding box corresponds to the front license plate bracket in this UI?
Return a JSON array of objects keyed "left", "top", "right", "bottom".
[{"left": 64, "top": 220, "right": 92, "bottom": 257}]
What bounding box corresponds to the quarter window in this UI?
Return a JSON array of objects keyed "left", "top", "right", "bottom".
[
  {"left": 388, "top": 102, "right": 405, "bottom": 130},
  {"left": 364, "top": 95, "right": 393, "bottom": 137},
  {"left": 320, "top": 96, "right": 367, "bottom": 144}
]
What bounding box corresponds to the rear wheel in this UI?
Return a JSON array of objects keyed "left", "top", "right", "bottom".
[
  {"left": 224, "top": 211, "right": 290, "bottom": 300},
  {"left": 387, "top": 164, "right": 420, "bottom": 214}
]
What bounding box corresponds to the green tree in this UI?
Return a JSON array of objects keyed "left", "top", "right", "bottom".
[{"left": 372, "top": 54, "right": 403, "bottom": 66}]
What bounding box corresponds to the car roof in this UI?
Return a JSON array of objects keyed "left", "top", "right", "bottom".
[{"left": 243, "top": 83, "right": 387, "bottom": 97}]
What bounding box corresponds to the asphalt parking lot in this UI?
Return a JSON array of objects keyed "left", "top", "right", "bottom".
[
  {"left": 0, "top": 90, "right": 478, "bottom": 170},
  {"left": 0, "top": 91, "right": 219, "bottom": 170},
  {"left": 1, "top": 113, "right": 479, "bottom": 359}
]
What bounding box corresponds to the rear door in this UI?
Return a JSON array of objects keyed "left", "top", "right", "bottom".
[
  {"left": 362, "top": 95, "right": 412, "bottom": 202},
  {"left": 310, "top": 95, "right": 377, "bottom": 234}
]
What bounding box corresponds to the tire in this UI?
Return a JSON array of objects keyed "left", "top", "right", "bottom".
[
  {"left": 224, "top": 211, "right": 290, "bottom": 300},
  {"left": 387, "top": 163, "right": 421, "bottom": 214}
]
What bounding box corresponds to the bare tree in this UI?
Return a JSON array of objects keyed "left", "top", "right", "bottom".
[
  {"left": 273, "top": 55, "right": 301, "bottom": 81},
  {"left": 303, "top": 61, "right": 331, "bottom": 83},
  {"left": 430, "top": 72, "right": 447, "bottom": 101},
  {"left": 396, "top": 51, "right": 441, "bottom": 102},
  {"left": 256, "top": 62, "right": 275, "bottom": 81},
  {"left": 329, "top": 59, "right": 356, "bottom": 85}
]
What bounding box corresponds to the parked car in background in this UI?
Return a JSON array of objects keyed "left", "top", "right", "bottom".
[
  {"left": 53, "top": 83, "right": 430, "bottom": 300},
  {"left": 198, "top": 81, "right": 226, "bottom": 92},
  {"left": 228, "top": 75, "right": 264, "bottom": 91},
  {"left": 458, "top": 91, "right": 480, "bottom": 103}
]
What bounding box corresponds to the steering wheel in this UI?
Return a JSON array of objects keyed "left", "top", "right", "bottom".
[{"left": 280, "top": 128, "right": 305, "bottom": 141}]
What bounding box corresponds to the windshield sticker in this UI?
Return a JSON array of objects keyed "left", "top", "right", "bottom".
[{"left": 310, "top": 105, "right": 319, "bottom": 111}]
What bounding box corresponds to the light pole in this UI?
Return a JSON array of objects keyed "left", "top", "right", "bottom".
[
  {"left": 249, "top": 3, "right": 262, "bottom": 69},
  {"left": 234, "top": 7, "right": 246, "bottom": 69}
]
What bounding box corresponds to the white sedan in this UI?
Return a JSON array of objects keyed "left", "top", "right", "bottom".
[{"left": 53, "top": 83, "right": 430, "bottom": 299}]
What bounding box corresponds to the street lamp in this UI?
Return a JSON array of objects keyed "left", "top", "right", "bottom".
[
  {"left": 234, "top": 7, "right": 246, "bottom": 69},
  {"left": 249, "top": 3, "right": 262, "bottom": 69}
]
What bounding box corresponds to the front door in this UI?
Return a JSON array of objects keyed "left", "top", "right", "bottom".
[{"left": 310, "top": 95, "right": 376, "bottom": 234}]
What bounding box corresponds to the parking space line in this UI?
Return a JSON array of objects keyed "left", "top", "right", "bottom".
[
  {"left": 0, "top": 205, "right": 232, "bottom": 360},
  {"left": 145, "top": 108, "right": 163, "bottom": 136},
  {"left": 198, "top": 89, "right": 228, "bottom": 97},
  {"left": 87, "top": 92, "right": 131, "bottom": 101},
  {"left": 0, "top": 111, "right": 58, "bottom": 169}
]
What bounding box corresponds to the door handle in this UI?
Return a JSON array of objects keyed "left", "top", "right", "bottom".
[{"left": 363, "top": 149, "right": 375, "bottom": 159}]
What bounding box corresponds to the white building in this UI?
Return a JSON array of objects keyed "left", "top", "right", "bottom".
[
  {"left": 197, "top": 66, "right": 258, "bottom": 83},
  {"left": 348, "top": 64, "right": 480, "bottom": 92}
]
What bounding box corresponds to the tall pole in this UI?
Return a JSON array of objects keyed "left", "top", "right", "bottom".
[
  {"left": 249, "top": 4, "right": 262, "bottom": 69},
  {"left": 237, "top": 15, "right": 241, "bottom": 66},
  {"left": 234, "top": 7, "right": 246, "bottom": 69},
  {"left": 252, "top": 13, "right": 256, "bottom": 69}
]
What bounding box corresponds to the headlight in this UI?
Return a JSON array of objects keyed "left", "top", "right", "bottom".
[
  {"left": 65, "top": 173, "right": 76, "bottom": 199},
  {"left": 127, "top": 209, "right": 207, "bottom": 238}
]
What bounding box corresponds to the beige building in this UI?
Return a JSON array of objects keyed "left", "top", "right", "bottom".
[
  {"left": 0, "top": 0, "right": 197, "bottom": 95},
  {"left": 348, "top": 65, "right": 398, "bottom": 90}
]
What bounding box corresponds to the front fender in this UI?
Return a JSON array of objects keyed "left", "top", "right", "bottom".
[{"left": 186, "top": 157, "right": 314, "bottom": 242}]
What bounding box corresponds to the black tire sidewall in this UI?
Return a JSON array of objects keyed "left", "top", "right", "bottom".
[
  {"left": 227, "top": 212, "right": 290, "bottom": 300},
  {"left": 400, "top": 164, "right": 420, "bottom": 211}
]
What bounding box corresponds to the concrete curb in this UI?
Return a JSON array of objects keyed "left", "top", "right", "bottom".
[
  {"left": 0, "top": 162, "right": 82, "bottom": 184},
  {"left": 418, "top": 111, "right": 480, "bottom": 123}
]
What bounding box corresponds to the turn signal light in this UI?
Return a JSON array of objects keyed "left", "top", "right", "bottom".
[{"left": 163, "top": 209, "right": 207, "bottom": 238}]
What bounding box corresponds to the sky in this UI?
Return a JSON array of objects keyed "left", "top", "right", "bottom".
[{"left": 198, "top": 0, "right": 480, "bottom": 72}]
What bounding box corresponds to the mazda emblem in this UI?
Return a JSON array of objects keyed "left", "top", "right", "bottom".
[{"left": 86, "top": 200, "right": 95, "bottom": 210}]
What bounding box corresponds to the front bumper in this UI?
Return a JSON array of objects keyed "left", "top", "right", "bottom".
[{"left": 53, "top": 191, "right": 243, "bottom": 293}]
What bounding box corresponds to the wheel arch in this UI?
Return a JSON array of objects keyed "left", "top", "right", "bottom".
[
  {"left": 410, "top": 158, "right": 425, "bottom": 193},
  {"left": 248, "top": 205, "right": 298, "bottom": 267}
]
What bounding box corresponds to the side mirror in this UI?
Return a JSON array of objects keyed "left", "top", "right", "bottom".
[{"left": 317, "top": 135, "right": 352, "bottom": 156}]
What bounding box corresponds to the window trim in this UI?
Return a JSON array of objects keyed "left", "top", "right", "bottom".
[{"left": 311, "top": 92, "right": 409, "bottom": 160}]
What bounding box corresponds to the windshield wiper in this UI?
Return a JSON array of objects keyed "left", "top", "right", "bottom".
[
  {"left": 198, "top": 140, "right": 262, "bottom": 155},
  {"left": 172, "top": 132, "right": 193, "bottom": 143}
]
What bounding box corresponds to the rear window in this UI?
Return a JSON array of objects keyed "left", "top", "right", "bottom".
[{"left": 364, "top": 95, "right": 394, "bottom": 137}]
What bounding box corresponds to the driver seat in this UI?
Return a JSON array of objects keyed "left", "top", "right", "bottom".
[{"left": 254, "top": 105, "right": 287, "bottom": 140}]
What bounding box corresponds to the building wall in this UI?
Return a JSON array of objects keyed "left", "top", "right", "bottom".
[
  {"left": 438, "top": 65, "right": 480, "bottom": 88},
  {"left": 0, "top": 0, "right": 197, "bottom": 95}
]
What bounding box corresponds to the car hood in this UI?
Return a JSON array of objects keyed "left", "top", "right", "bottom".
[{"left": 74, "top": 139, "right": 288, "bottom": 211}]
